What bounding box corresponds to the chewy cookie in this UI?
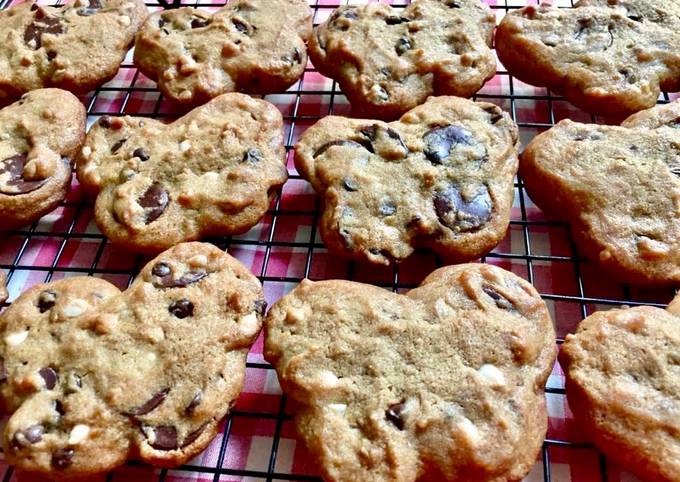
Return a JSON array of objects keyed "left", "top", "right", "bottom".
[
  {"left": 520, "top": 100, "right": 680, "bottom": 284},
  {"left": 560, "top": 294, "right": 680, "bottom": 482},
  {"left": 295, "top": 96, "right": 519, "bottom": 265},
  {"left": 76, "top": 93, "right": 287, "bottom": 252},
  {"left": 0, "top": 242, "right": 265, "bottom": 479},
  {"left": 134, "top": 0, "right": 313, "bottom": 105},
  {"left": 0, "top": 88, "right": 86, "bottom": 230},
  {"left": 496, "top": 1, "right": 680, "bottom": 117},
  {"left": 309, "top": 0, "right": 496, "bottom": 120},
  {"left": 265, "top": 264, "right": 556, "bottom": 482},
  {"left": 0, "top": 0, "right": 148, "bottom": 105}
]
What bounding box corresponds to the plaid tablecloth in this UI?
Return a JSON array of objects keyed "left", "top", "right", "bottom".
[{"left": 1, "top": 0, "right": 678, "bottom": 481}]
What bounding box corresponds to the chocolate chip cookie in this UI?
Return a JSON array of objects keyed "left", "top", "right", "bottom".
[
  {"left": 309, "top": 0, "right": 496, "bottom": 120},
  {"left": 496, "top": 1, "right": 680, "bottom": 118},
  {"left": 76, "top": 92, "right": 288, "bottom": 253},
  {"left": 0, "top": 242, "right": 265, "bottom": 480},
  {"left": 295, "top": 96, "right": 519, "bottom": 265},
  {"left": 0, "top": 88, "right": 86, "bottom": 230},
  {"left": 0, "top": 0, "right": 148, "bottom": 105},
  {"left": 265, "top": 263, "right": 556, "bottom": 482},
  {"left": 520, "top": 99, "right": 680, "bottom": 285},
  {"left": 134, "top": 0, "right": 312, "bottom": 106},
  {"left": 560, "top": 294, "right": 680, "bottom": 482}
]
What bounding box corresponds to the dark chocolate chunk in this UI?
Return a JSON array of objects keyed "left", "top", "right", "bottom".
[
  {"left": 242, "top": 148, "right": 263, "bottom": 163},
  {"left": 153, "top": 269, "right": 207, "bottom": 289},
  {"left": 152, "top": 262, "right": 171, "bottom": 277},
  {"left": 146, "top": 425, "right": 178, "bottom": 451},
  {"left": 0, "top": 154, "right": 48, "bottom": 195},
  {"left": 185, "top": 391, "right": 202, "bottom": 415},
  {"left": 169, "top": 299, "right": 194, "bottom": 318},
  {"left": 445, "top": 0, "right": 461, "bottom": 7},
  {"left": 133, "top": 148, "right": 150, "bottom": 162},
  {"left": 24, "top": 15, "right": 63, "bottom": 50},
  {"left": 385, "top": 402, "right": 406, "bottom": 430},
  {"left": 38, "top": 290, "right": 57, "bottom": 313},
  {"left": 39, "top": 367, "right": 58, "bottom": 390},
  {"left": 434, "top": 185, "right": 492, "bottom": 232},
  {"left": 52, "top": 448, "right": 75, "bottom": 469},
  {"left": 482, "top": 285, "right": 516, "bottom": 311},
  {"left": 55, "top": 399, "right": 65, "bottom": 416},
  {"left": 233, "top": 18, "right": 249, "bottom": 34},
  {"left": 386, "top": 16, "right": 409, "bottom": 25},
  {"left": 46, "top": 50, "right": 57, "bottom": 61},
  {"left": 342, "top": 177, "right": 359, "bottom": 192},
  {"left": 110, "top": 138, "right": 127, "bottom": 154},
  {"left": 12, "top": 424, "right": 44, "bottom": 448},
  {"left": 138, "top": 183, "right": 169, "bottom": 224},
  {"left": 423, "top": 125, "right": 474, "bottom": 165},
  {"left": 125, "top": 388, "right": 170, "bottom": 416},
  {"left": 191, "top": 17, "right": 209, "bottom": 29}
]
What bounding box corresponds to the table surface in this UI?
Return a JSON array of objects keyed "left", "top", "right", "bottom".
[{"left": 1, "top": 1, "right": 678, "bottom": 481}]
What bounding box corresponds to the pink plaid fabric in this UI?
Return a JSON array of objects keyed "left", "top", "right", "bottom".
[{"left": 1, "top": 1, "right": 678, "bottom": 481}]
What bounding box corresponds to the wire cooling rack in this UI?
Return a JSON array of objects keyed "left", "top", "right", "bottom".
[{"left": 0, "top": 0, "right": 678, "bottom": 481}]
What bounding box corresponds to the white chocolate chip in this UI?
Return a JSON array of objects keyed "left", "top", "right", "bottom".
[
  {"left": 81, "top": 145, "right": 92, "bottom": 159},
  {"left": 238, "top": 312, "right": 259, "bottom": 336},
  {"left": 63, "top": 299, "right": 89, "bottom": 318},
  {"left": 317, "top": 370, "right": 340, "bottom": 389},
  {"left": 478, "top": 364, "right": 506, "bottom": 388},
  {"left": 118, "top": 15, "right": 131, "bottom": 26},
  {"left": 5, "top": 330, "right": 29, "bottom": 346},
  {"left": 68, "top": 424, "right": 90, "bottom": 445},
  {"left": 434, "top": 298, "right": 453, "bottom": 318},
  {"left": 328, "top": 403, "right": 347, "bottom": 415},
  {"left": 457, "top": 417, "right": 481, "bottom": 446},
  {"left": 179, "top": 140, "right": 191, "bottom": 152}
]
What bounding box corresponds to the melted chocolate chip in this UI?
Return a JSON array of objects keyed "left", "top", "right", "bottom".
[
  {"left": 191, "top": 17, "right": 209, "bottom": 29},
  {"left": 385, "top": 402, "right": 406, "bottom": 430},
  {"left": 434, "top": 185, "right": 492, "bottom": 232},
  {"left": 24, "top": 15, "right": 63, "bottom": 50},
  {"left": 126, "top": 388, "right": 170, "bottom": 416},
  {"left": 314, "top": 139, "right": 373, "bottom": 158},
  {"left": 482, "top": 285, "right": 516, "bottom": 311},
  {"left": 0, "top": 154, "right": 48, "bottom": 195},
  {"left": 242, "top": 148, "right": 263, "bottom": 163},
  {"left": 38, "top": 290, "right": 57, "bottom": 313},
  {"left": 152, "top": 262, "right": 171, "bottom": 277},
  {"left": 52, "top": 448, "right": 75, "bottom": 469},
  {"left": 169, "top": 299, "right": 193, "bottom": 318},
  {"left": 147, "top": 425, "right": 178, "bottom": 450},
  {"left": 98, "top": 116, "right": 112, "bottom": 128},
  {"left": 110, "top": 138, "right": 127, "bottom": 154},
  {"left": 153, "top": 269, "right": 207, "bottom": 289},
  {"left": 181, "top": 422, "right": 208, "bottom": 448},
  {"left": 395, "top": 37, "right": 411, "bottom": 56},
  {"left": 133, "top": 147, "right": 150, "bottom": 162},
  {"left": 423, "top": 125, "right": 474, "bottom": 165},
  {"left": 39, "top": 367, "right": 58, "bottom": 390},
  {"left": 445, "top": 0, "right": 461, "bottom": 7},
  {"left": 386, "top": 16, "right": 409, "bottom": 25},
  {"left": 342, "top": 177, "right": 359, "bottom": 192},
  {"left": 482, "top": 106, "right": 504, "bottom": 124},
  {"left": 139, "top": 183, "right": 169, "bottom": 224},
  {"left": 185, "top": 391, "right": 202, "bottom": 415},
  {"left": 13, "top": 424, "right": 44, "bottom": 447},
  {"left": 233, "top": 18, "right": 249, "bottom": 34}
]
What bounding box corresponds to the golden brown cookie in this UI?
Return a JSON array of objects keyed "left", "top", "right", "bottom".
[
  {"left": 294, "top": 96, "right": 519, "bottom": 265},
  {"left": 265, "top": 263, "right": 556, "bottom": 482},
  {"left": 134, "top": 0, "right": 312, "bottom": 106},
  {"left": 496, "top": 1, "right": 680, "bottom": 117},
  {"left": 560, "top": 294, "right": 680, "bottom": 482},
  {"left": 76, "top": 93, "right": 288, "bottom": 253},
  {"left": 309, "top": 0, "right": 496, "bottom": 120},
  {"left": 520, "top": 99, "right": 680, "bottom": 285},
  {"left": 0, "top": 242, "right": 265, "bottom": 480},
  {"left": 0, "top": 88, "right": 86, "bottom": 230}
]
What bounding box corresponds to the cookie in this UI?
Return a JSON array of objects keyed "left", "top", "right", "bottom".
[
  {"left": 559, "top": 294, "right": 680, "bottom": 482},
  {"left": 0, "top": 242, "right": 265, "bottom": 480},
  {"left": 0, "top": 88, "right": 86, "bottom": 230},
  {"left": 309, "top": 0, "right": 496, "bottom": 120},
  {"left": 0, "top": 271, "right": 7, "bottom": 304},
  {"left": 520, "top": 99, "right": 680, "bottom": 284},
  {"left": 76, "top": 92, "right": 288, "bottom": 253},
  {"left": 265, "top": 263, "right": 556, "bottom": 482},
  {"left": 0, "top": 0, "right": 148, "bottom": 105},
  {"left": 134, "top": 0, "right": 313, "bottom": 106},
  {"left": 496, "top": 1, "right": 680, "bottom": 118},
  {"left": 295, "top": 96, "right": 519, "bottom": 265}
]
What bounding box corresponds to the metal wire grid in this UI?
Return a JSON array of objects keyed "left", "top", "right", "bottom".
[{"left": 0, "top": 0, "right": 677, "bottom": 480}]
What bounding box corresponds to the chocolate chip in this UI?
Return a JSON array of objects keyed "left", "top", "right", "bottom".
[
  {"left": 434, "top": 185, "right": 492, "bottom": 232},
  {"left": 24, "top": 15, "right": 63, "bottom": 50},
  {"left": 293, "top": 47, "right": 302, "bottom": 64},
  {"left": 126, "top": 388, "right": 170, "bottom": 416},
  {"left": 185, "top": 391, "right": 202, "bottom": 415},
  {"left": 38, "top": 290, "right": 57, "bottom": 313},
  {"left": 55, "top": 399, "right": 65, "bottom": 416},
  {"left": 619, "top": 68, "right": 637, "bottom": 84},
  {"left": 169, "top": 299, "right": 193, "bottom": 318},
  {"left": 314, "top": 139, "right": 374, "bottom": 158},
  {"left": 12, "top": 424, "right": 44, "bottom": 448},
  {"left": 39, "top": 367, "right": 58, "bottom": 390},
  {"left": 138, "top": 183, "right": 169, "bottom": 224},
  {"left": 386, "top": 16, "right": 409, "bottom": 25},
  {"left": 378, "top": 201, "right": 396, "bottom": 217},
  {"left": 153, "top": 269, "right": 207, "bottom": 289},
  {"left": 0, "top": 154, "right": 48, "bottom": 195},
  {"left": 52, "top": 448, "right": 74, "bottom": 469},
  {"left": 152, "top": 262, "right": 171, "bottom": 277},
  {"left": 385, "top": 402, "right": 406, "bottom": 430},
  {"left": 254, "top": 299, "right": 267, "bottom": 316},
  {"left": 181, "top": 422, "right": 208, "bottom": 448},
  {"left": 482, "top": 285, "right": 516, "bottom": 312},
  {"left": 627, "top": 14, "right": 642, "bottom": 22},
  {"left": 76, "top": 0, "right": 101, "bottom": 16},
  {"left": 482, "top": 106, "right": 504, "bottom": 124},
  {"left": 46, "top": 50, "right": 56, "bottom": 61},
  {"left": 423, "top": 125, "right": 474, "bottom": 165},
  {"left": 98, "top": 116, "right": 112, "bottom": 128},
  {"left": 146, "top": 425, "right": 178, "bottom": 451},
  {"left": 395, "top": 37, "right": 412, "bottom": 56},
  {"left": 242, "top": 148, "right": 263, "bottom": 163},
  {"left": 233, "top": 18, "right": 249, "bottom": 34},
  {"left": 445, "top": 0, "right": 461, "bottom": 7},
  {"left": 191, "top": 17, "right": 209, "bottom": 28},
  {"left": 30, "top": 3, "right": 38, "bottom": 10},
  {"left": 342, "top": 177, "right": 359, "bottom": 192},
  {"left": 110, "top": 138, "right": 127, "bottom": 154},
  {"left": 133, "top": 148, "right": 150, "bottom": 162}
]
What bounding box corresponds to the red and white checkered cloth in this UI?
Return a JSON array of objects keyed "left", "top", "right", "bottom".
[{"left": 1, "top": 1, "right": 678, "bottom": 480}]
